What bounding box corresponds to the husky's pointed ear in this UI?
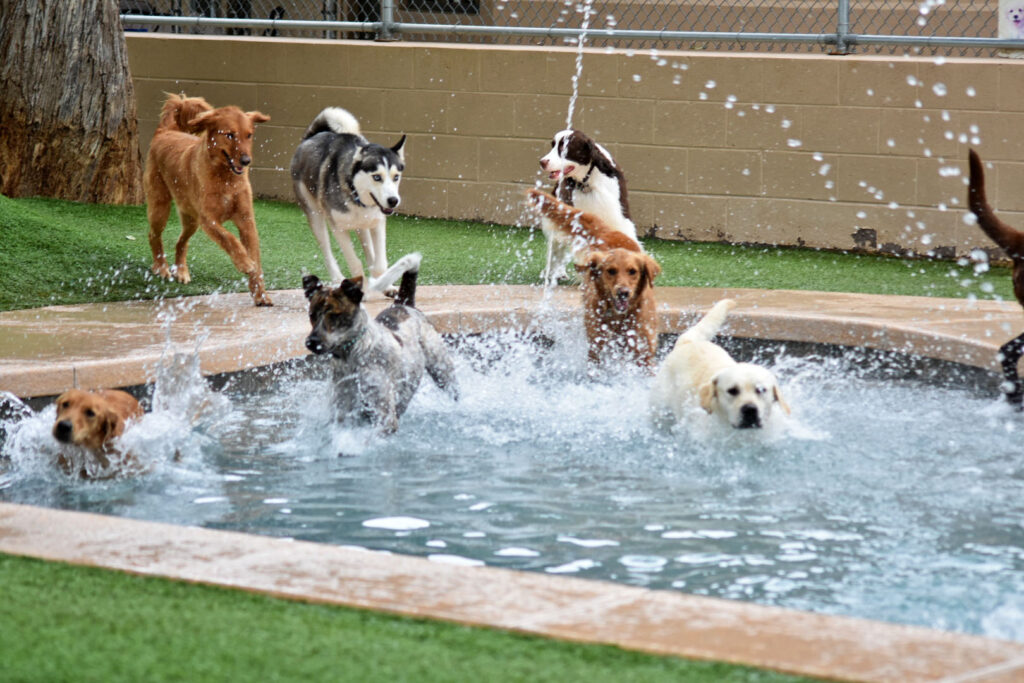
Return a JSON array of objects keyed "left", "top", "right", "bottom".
[
  {"left": 340, "top": 277, "right": 364, "bottom": 304},
  {"left": 302, "top": 274, "right": 322, "bottom": 300},
  {"left": 392, "top": 135, "right": 407, "bottom": 162}
]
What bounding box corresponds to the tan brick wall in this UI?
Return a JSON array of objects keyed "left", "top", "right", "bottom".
[{"left": 127, "top": 34, "right": 1024, "bottom": 257}]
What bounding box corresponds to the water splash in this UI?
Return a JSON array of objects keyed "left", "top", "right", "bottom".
[{"left": 564, "top": 0, "right": 596, "bottom": 130}]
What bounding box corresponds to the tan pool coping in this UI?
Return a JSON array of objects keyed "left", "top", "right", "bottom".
[{"left": 3, "top": 285, "right": 1024, "bottom": 682}]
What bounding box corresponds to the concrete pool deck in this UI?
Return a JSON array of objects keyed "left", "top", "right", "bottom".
[{"left": 3, "top": 285, "right": 1024, "bottom": 681}]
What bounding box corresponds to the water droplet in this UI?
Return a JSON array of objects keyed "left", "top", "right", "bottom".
[
  {"left": 705, "top": 80, "right": 716, "bottom": 89},
  {"left": 786, "top": 138, "right": 802, "bottom": 148},
  {"left": 932, "top": 83, "right": 947, "bottom": 96}
]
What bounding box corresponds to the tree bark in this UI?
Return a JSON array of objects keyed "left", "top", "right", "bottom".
[{"left": 0, "top": 0, "right": 143, "bottom": 204}]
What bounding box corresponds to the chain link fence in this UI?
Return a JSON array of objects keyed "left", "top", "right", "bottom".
[{"left": 121, "top": 0, "right": 1013, "bottom": 56}]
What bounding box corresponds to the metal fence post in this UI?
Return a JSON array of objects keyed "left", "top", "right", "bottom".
[
  {"left": 834, "top": 0, "right": 851, "bottom": 54},
  {"left": 378, "top": 0, "right": 396, "bottom": 40}
]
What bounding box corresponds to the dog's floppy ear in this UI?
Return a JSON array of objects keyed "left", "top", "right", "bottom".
[
  {"left": 391, "top": 134, "right": 407, "bottom": 163},
  {"left": 698, "top": 378, "right": 718, "bottom": 414},
  {"left": 187, "top": 109, "right": 218, "bottom": 130},
  {"left": 247, "top": 110, "right": 270, "bottom": 125},
  {"left": 773, "top": 384, "right": 792, "bottom": 415},
  {"left": 302, "top": 274, "right": 323, "bottom": 300},
  {"left": 643, "top": 254, "right": 662, "bottom": 283},
  {"left": 340, "top": 277, "right": 364, "bottom": 305},
  {"left": 98, "top": 409, "right": 125, "bottom": 448}
]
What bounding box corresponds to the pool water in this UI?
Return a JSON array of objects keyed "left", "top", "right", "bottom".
[{"left": 3, "top": 324, "right": 1024, "bottom": 642}]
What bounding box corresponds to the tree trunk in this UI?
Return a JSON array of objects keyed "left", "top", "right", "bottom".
[{"left": 0, "top": 0, "right": 143, "bottom": 204}]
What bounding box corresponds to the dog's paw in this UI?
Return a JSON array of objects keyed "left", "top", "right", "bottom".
[
  {"left": 152, "top": 263, "right": 172, "bottom": 280},
  {"left": 171, "top": 265, "right": 191, "bottom": 284},
  {"left": 382, "top": 286, "right": 399, "bottom": 298}
]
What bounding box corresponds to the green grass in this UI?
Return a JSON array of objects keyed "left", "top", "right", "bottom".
[
  {"left": 0, "top": 554, "right": 812, "bottom": 683},
  {"left": 0, "top": 193, "right": 1013, "bottom": 311}
]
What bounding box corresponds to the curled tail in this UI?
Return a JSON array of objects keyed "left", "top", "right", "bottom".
[
  {"left": 367, "top": 252, "right": 422, "bottom": 306},
  {"left": 681, "top": 299, "right": 737, "bottom": 343},
  {"left": 157, "top": 93, "right": 213, "bottom": 133},
  {"left": 968, "top": 149, "right": 1024, "bottom": 261},
  {"left": 302, "top": 107, "right": 362, "bottom": 141}
]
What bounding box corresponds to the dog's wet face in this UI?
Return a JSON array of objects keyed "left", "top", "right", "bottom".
[
  {"left": 539, "top": 129, "right": 592, "bottom": 181},
  {"left": 191, "top": 106, "right": 270, "bottom": 176},
  {"left": 303, "top": 274, "right": 364, "bottom": 355},
  {"left": 586, "top": 249, "right": 660, "bottom": 314},
  {"left": 52, "top": 389, "right": 124, "bottom": 451},
  {"left": 702, "top": 364, "right": 789, "bottom": 429},
  {"left": 352, "top": 137, "right": 405, "bottom": 215}
]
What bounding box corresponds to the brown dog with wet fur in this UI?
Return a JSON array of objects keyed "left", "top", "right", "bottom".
[
  {"left": 52, "top": 389, "right": 144, "bottom": 477},
  {"left": 527, "top": 189, "right": 661, "bottom": 369},
  {"left": 145, "top": 93, "right": 273, "bottom": 306},
  {"left": 968, "top": 148, "right": 1024, "bottom": 406}
]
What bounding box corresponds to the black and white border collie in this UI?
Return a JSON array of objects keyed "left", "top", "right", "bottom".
[{"left": 537, "top": 129, "right": 639, "bottom": 285}]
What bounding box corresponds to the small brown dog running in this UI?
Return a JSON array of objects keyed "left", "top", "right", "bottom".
[
  {"left": 968, "top": 148, "right": 1024, "bottom": 406},
  {"left": 526, "top": 189, "right": 661, "bottom": 369},
  {"left": 145, "top": 93, "right": 273, "bottom": 306},
  {"left": 52, "top": 388, "right": 144, "bottom": 477}
]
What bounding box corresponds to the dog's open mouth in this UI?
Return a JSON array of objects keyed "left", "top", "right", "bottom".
[
  {"left": 222, "top": 151, "right": 245, "bottom": 175},
  {"left": 371, "top": 195, "right": 396, "bottom": 216},
  {"left": 614, "top": 290, "right": 631, "bottom": 313}
]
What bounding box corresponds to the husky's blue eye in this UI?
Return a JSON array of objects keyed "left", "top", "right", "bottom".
[{"left": 373, "top": 174, "right": 382, "bottom": 181}]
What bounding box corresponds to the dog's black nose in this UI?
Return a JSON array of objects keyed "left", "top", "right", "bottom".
[
  {"left": 738, "top": 403, "right": 761, "bottom": 429},
  {"left": 386, "top": 196, "right": 398, "bottom": 208},
  {"left": 240, "top": 154, "right": 251, "bottom": 167},
  {"left": 54, "top": 420, "right": 73, "bottom": 443},
  {"left": 306, "top": 335, "right": 325, "bottom": 354}
]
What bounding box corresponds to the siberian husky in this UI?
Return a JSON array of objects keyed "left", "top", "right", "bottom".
[
  {"left": 291, "top": 108, "right": 406, "bottom": 295},
  {"left": 537, "top": 129, "right": 638, "bottom": 285}
]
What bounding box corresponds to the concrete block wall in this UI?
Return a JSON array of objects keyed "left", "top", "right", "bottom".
[{"left": 127, "top": 34, "right": 1024, "bottom": 257}]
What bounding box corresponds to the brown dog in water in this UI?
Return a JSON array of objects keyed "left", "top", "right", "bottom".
[
  {"left": 525, "top": 190, "right": 661, "bottom": 369},
  {"left": 579, "top": 247, "right": 662, "bottom": 369},
  {"left": 52, "top": 388, "right": 144, "bottom": 477},
  {"left": 144, "top": 93, "right": 273, "bottom": 306},
  {"left": 968, "top": 148, "right": 1024, "bottom": 406}
]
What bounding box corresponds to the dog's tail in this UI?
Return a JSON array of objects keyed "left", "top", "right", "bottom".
[
  {"left": 968, "top": 149, "right": 1024, "bottom": 261},
  {"left": 157, "top": 92, "right": 213, "bottom": 133},
  {"left": 525, "top": 188, "right": 640, "bottom": 252},
  {"left": 366, "top": 252, "right": 422, "bottom": 305},
  {"left": 302, "top": 107, "right": 362, "bottom": 140},
  {"left": 681, "top": 299, "right": 737, "bottom": 343}
]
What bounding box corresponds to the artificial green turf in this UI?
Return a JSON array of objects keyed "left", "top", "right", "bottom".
[
  {"left": 0, "top": 554, "right": 813, "bottom": 683},
  {"left": 0, "top": 193, "right": 1013, "bottom": 311}
]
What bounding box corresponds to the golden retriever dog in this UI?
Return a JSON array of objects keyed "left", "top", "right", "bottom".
[
  {"left": 651, "top": 300, "right": 790, "bottom": 429},
  {"left": 526, "top": 189, "right": 659, "bottom": 368},
  {"left": 145, "top": 93, "right": 273, "bottom": 306},
  {"left": 52, "top": 388, "right": 145, "bottom": 477},
  {"left": 580, "top": 248, "right": 662, "bottom": 369},
  {"left": 968, "top": 148, "right": 1024, "bottom": 406}
]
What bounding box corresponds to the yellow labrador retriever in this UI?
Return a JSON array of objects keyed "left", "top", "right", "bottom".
[{"left": 651, "top": 299, "right": 790, "bottom": 430}]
